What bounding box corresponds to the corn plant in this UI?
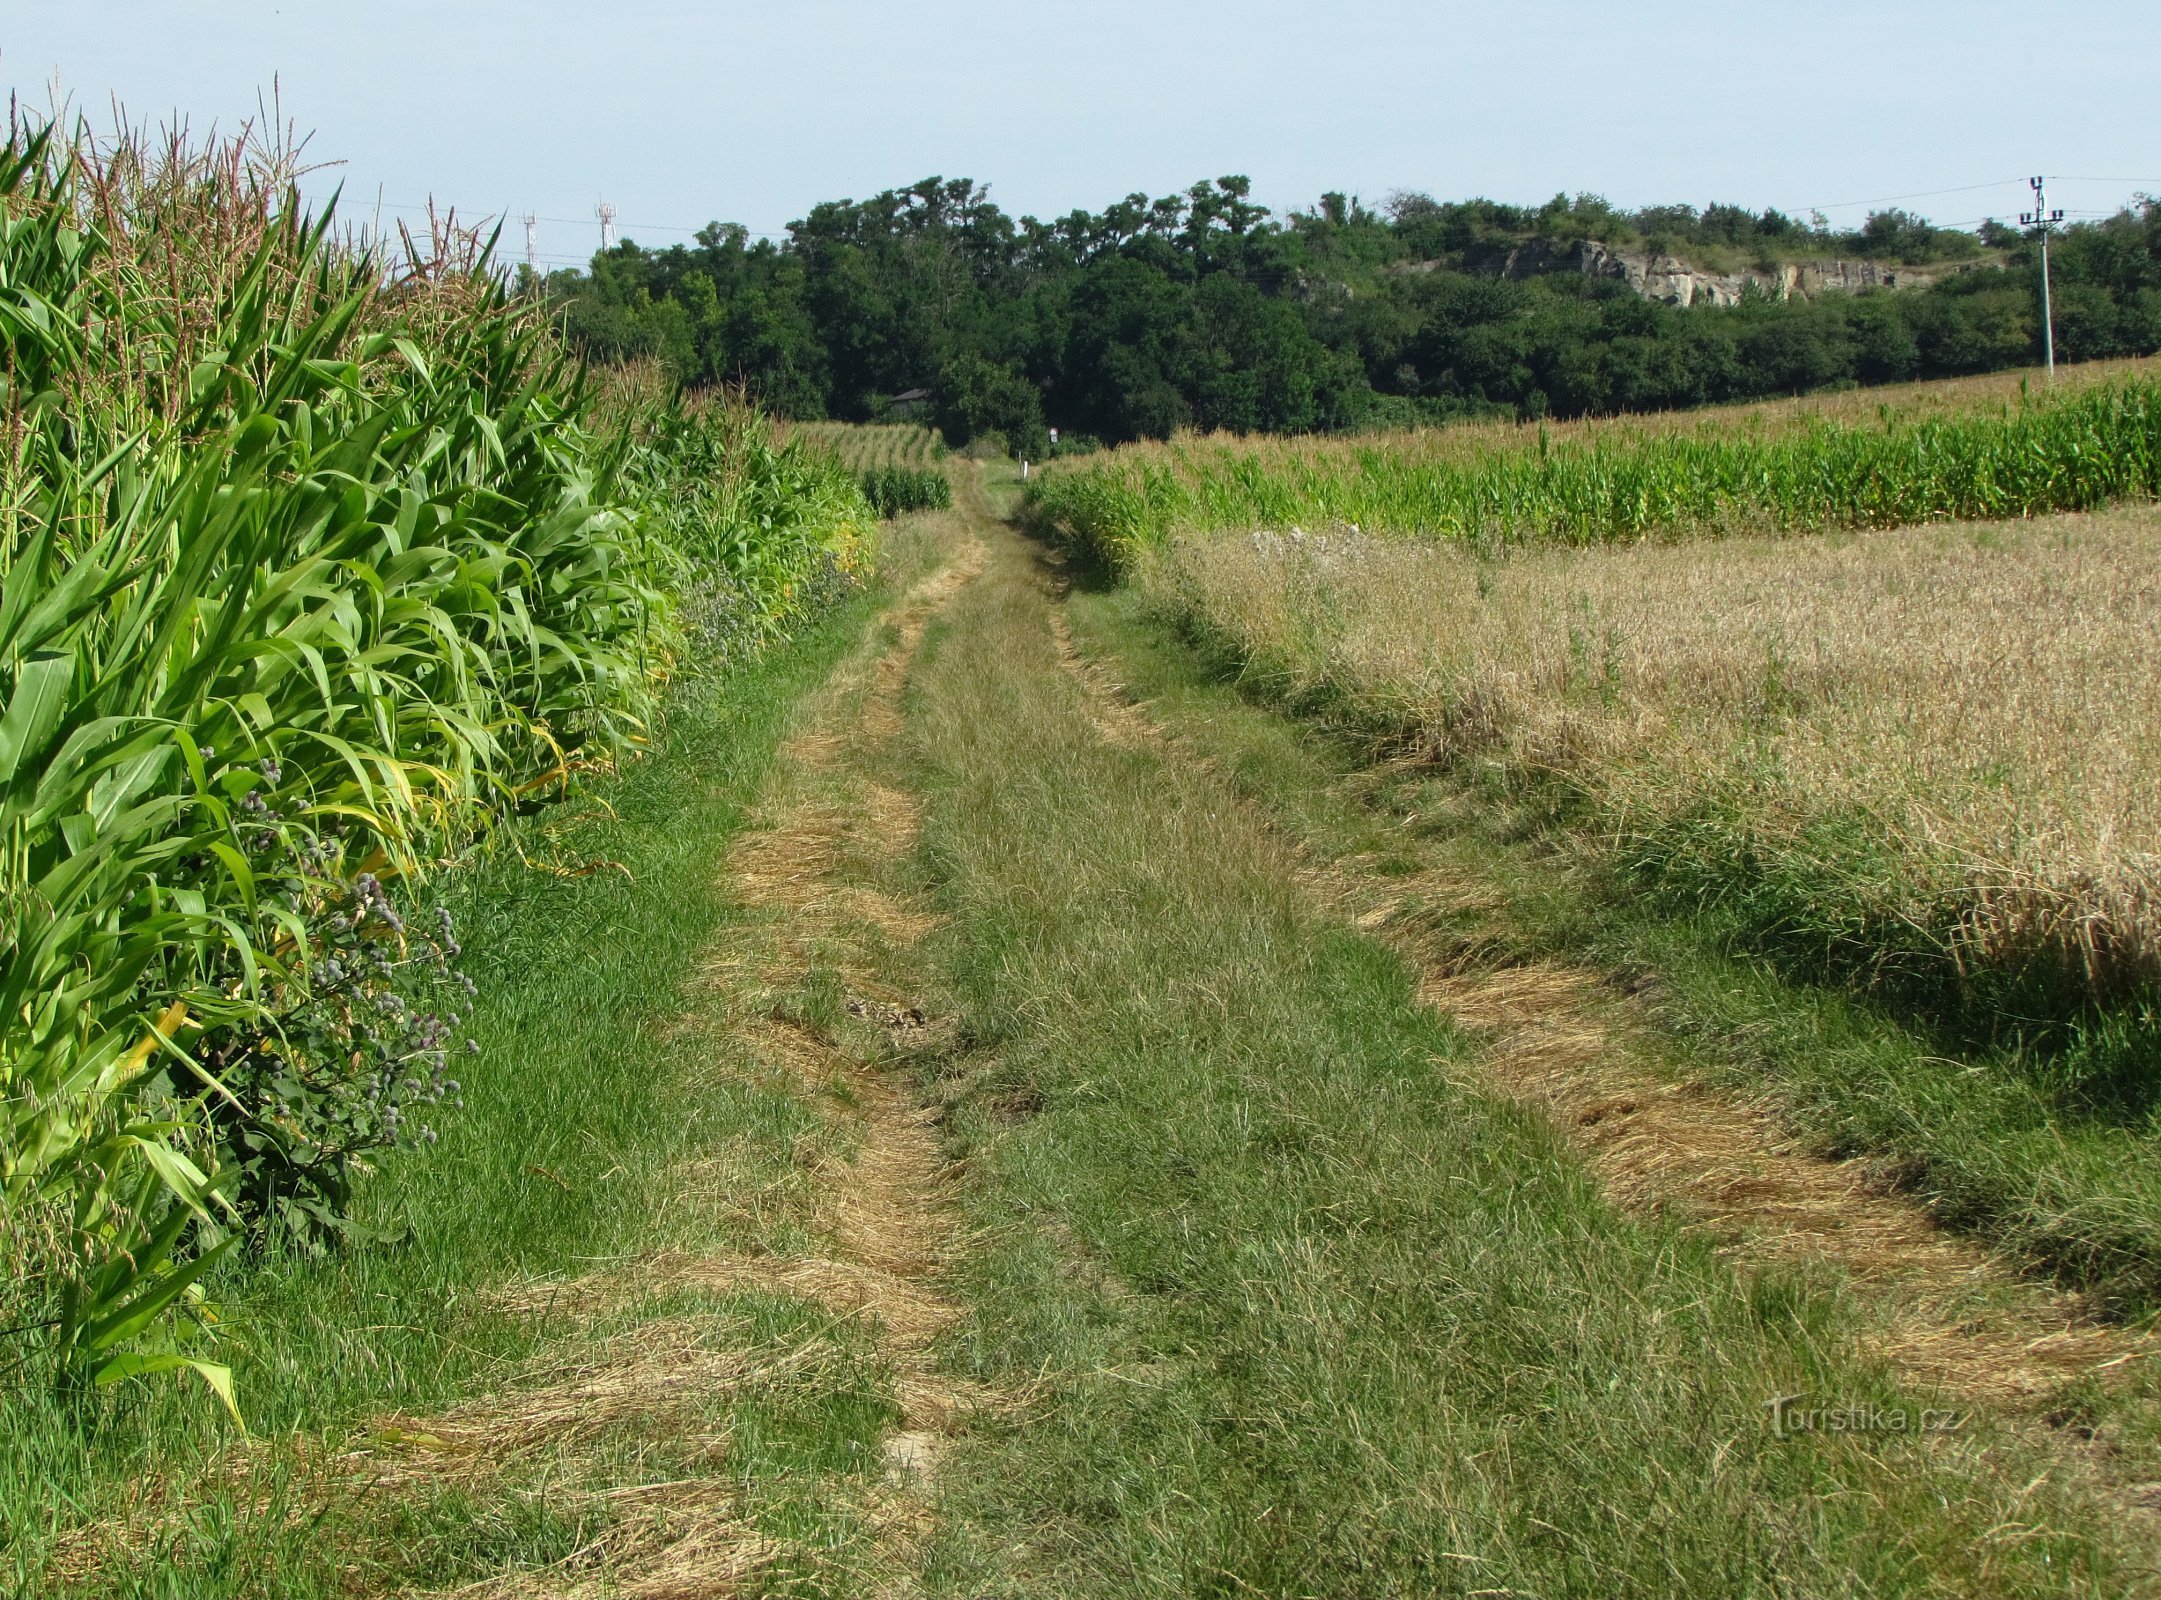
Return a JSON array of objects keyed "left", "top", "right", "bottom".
[
  {"left": 627, "top": 395, "right": 874, "bottom": 663},
  {"left": 857, "top": 464, "right": 951, "bottom": 517},
  {"left": 1029, "top": 383, "right": 2161, "bottom": 570},
  {"left": 0, "top": 117, "right": 680, "bottom": 1406}
]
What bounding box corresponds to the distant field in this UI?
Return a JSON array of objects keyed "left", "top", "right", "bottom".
[
  {"left": 1032, "top": 378, "right": 2161, "bottom": 1016},
  {"left": 789, "top": 421, "right": 946, "bottom": 471},
  {"left": 790, "top": 422, "right": 954, "bottom": 516},
  {"left": 1031, "top": 360, "right": 2161, "bottom": 568},
  {"left": 1043, "top": 359, "right": 2161, "bottom": 1299},
  {"left": 1065, "top": 366, "right": 2161, "bottom": 1031}
]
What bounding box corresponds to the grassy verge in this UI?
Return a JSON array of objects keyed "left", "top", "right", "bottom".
[
  {"left": 0, "top": 575, "right": 903, "bottom": 1598},
  {"left": 901, "top": 530, "right": 2151, "bottom": 1597},
  {"left": 1065, "top": 573, "right": 2161, "bottom": 1315}
]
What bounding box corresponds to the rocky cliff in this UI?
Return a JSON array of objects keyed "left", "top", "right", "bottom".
[{"left": 1493, "top": 238, "right": 1961, "bottom": 306}]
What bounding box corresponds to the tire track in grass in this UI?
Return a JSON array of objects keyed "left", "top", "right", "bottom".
[
  {"left": 339, "top": 529, "right": 990, "bottom": 1597},
  {"left": 1040, "top": 534, "right": 2161, "bottom": 1525},
  {"left": 695, "top": 524, "right": 994, "bottom": 1583},
  {"left": 906, "top": 509, "right": 2160, "bottom": 1597}
]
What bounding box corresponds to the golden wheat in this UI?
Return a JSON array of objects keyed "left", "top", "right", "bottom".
[{"left": 1145, "top": 503, "right": 2161, "bottom": 996}]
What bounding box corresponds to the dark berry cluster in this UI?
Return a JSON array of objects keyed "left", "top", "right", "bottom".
[{"left": 190, "top": 756, "right": 481, "bottom": 1250}]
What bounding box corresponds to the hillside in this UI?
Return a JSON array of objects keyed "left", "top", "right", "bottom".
[
  {"left": 550, "top": 180, "right": 2152, "bottom": 446},
  {"left": 1444, "top": 233, "right": 1984, "bottom": 307}
]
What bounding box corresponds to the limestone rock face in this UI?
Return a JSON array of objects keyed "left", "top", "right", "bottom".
[{"left": 1497, "top": 239, "right": 1951, "bottom": 306}]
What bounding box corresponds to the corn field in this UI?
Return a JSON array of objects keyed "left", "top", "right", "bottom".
[
  {"left": 790, "top": 421, "right": 945, "bottom": 472},
  {"left": 1030, "top": 379, "right": 2161, "bottom": 570},
  {"left": 789, "top": 422, "right": 952, "bottom": 518},
  {"left": 0, "top": 117, "right": 869, "bottom": 1406}
]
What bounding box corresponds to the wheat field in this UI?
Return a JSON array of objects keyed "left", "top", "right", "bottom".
[{"left": 1143, "top": 503, "right": 2161, "bottom": 1005}]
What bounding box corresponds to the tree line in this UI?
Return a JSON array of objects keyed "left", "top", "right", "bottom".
[{"left": 546, "top": 178, "right": 2161, "bottom": 452}]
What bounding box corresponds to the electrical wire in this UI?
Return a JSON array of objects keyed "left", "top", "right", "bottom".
[{"left": 1793, "top": 179, "right": 2026, "bottom": 213}]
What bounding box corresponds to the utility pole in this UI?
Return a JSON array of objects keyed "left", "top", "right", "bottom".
[
  {"left": 522, "top": 211, "right": 539, "bottom": 273},
  {"left": 2021, "top": 175, "right": 2065, "bottom": 378},
  {"left": 597, "top": 201, "right": 616, "bottom": 254}
]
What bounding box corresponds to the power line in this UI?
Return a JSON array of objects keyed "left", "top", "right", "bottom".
[
  {"left": 1789, "top": 174, "right": 2155, "bottom": 222},
  {"left": 1794, "top": 178, "right": 2025, "bottom": 213}
]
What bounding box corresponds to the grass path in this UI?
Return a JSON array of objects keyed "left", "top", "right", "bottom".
[
  {"left": 34, "top": 470, "right": 2161, "bottom": 1596},
  {"left": 249, "top": 515, "right": 1001, "bottom": 1598},
  {"left": 376, "top": 515, "right": 999, "bottom": 1595},
  {"left": 886, "top": 468, "right": 2157, "bottom": 1595},
  {"left": 1049, "top": 579, "right": 2155, "bottom": 1409}
]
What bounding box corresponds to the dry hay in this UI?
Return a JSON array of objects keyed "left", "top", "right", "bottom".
[
  {"left": 1157, "top": 505, "right": 2161, "bottom": 1001},
  {"left": 424, "top": 1473, "right": 774, "bottom": 1600}
]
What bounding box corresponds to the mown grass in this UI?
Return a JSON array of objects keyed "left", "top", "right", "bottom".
[
  {"left": 899, "top": 529, "right": 2152, "bottom": 1597},
  {"left": 0, "top": 581, "right": 897, "bottom": 1598},
  {"left": 1065, "top": 571, "right": 2161, "bottom": 1366},
  {"left": 1114, "top": 506, "right": 2161, "bottom": 1307}
]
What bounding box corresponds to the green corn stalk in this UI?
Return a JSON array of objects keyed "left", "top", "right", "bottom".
[
  {"left": 1, "top": 119, "right": 679, "bottom": 1404},
  {"left": 1029, "top": 383, "right": 2161, "bottom": 570}
]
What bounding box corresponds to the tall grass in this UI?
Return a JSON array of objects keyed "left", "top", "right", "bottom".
[
  {"left": 1141, "top": 507, "right": 2161, "bottom": 1083},
  {"left": 1031, "top": 379, "right": 2161, "bottom": 569},
  {"left": 0, "top": 115, "right": 867, "bottom": 1405}
]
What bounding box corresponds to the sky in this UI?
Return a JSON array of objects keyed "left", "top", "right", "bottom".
[{"left": 8, "top": 2, "right": 2160, "bottom": 269}]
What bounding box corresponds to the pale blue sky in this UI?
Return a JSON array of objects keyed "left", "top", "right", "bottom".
[{"left": 10, "top": 2, "right": 2159, "bottom": 268}]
